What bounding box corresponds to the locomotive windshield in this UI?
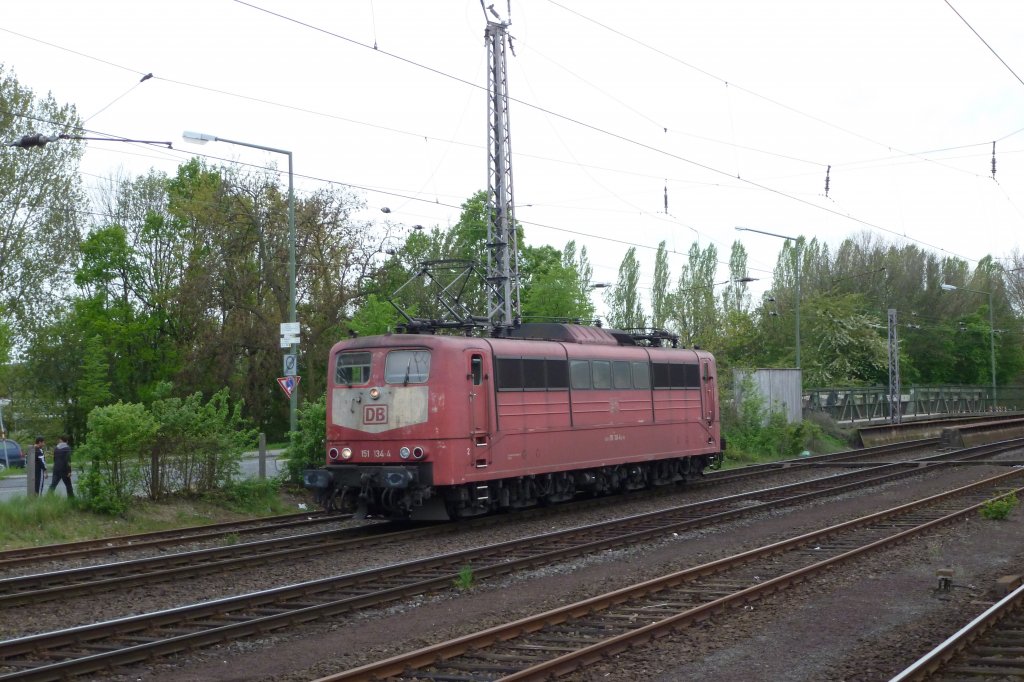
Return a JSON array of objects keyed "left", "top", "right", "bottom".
[
  {"left": 385, "top": 349, "right": 431, "bottom": 384},
  {"left": 336, "top": 351, "right": 372, "bottom": 386}
]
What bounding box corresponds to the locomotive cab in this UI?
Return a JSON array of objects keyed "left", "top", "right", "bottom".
[{"left": 306, "top": 336, "right": 488, "bottom": 520}]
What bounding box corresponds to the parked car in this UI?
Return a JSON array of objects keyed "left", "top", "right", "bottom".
[{"left": 0, "top": 439, "right": 25, "bottom": 470}]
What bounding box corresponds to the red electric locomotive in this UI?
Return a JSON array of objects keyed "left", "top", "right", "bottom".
[{"left": 304, "top": 322, "right": 724, "bottom": 520}]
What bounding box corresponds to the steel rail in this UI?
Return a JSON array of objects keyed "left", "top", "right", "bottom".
[
  {"left": 0, "top": 523, "right": 401, "bottom": 606},
  {"left": 0, "top": 511, "right": 348, "bottom": 569},
  {"left": 1, "top": 442, "right": 1019, "bottom": 680},
  {"left": 891, "top": 580, "right": 1024, "bottom": 681},
  {"left": 320, "top": 470, "right": 1024, "bottom": 682}
]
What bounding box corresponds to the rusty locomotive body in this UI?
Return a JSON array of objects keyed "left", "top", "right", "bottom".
[{"left": 304, "top": 323, "right": 723, "bottom": 520}]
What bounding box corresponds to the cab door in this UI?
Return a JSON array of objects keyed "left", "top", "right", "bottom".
[
  {"left": 702, "top": 360, "right": 716, "bottom": 423},
  {"left": 466, "top": 350, "right": 491, "bottom": 448}
]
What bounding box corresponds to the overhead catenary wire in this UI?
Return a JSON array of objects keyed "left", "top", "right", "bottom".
[{"left": 3, "top": 8, "right": 1019, "bottom": 273}]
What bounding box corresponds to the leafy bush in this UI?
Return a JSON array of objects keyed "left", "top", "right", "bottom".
[
  {"left": 147, "top": 388, "right": 255, "bottom": 499},
  {"left": 284, "top": 394, "right": 326, "bottom": 484},
  {"left": 77, "top": 389, "right": 257, "bottom": 514},
  {"left": 78, "top": 402, "right": 160, "bottom": 515},
  {"left": 980, "top": 493, "right": 1018, "bottom": 520}
]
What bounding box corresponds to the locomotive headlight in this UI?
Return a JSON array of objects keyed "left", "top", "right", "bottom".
[
  {"left": 341, "top": 447, "right": 353, "bottom": 460},
  {"left": 412, "top": 446, "right": 425, "bottom": 460},
  {"left": 399, "top": 446, "right": 411, "bottom": 459},
  {"left": 328, "top": 448, "right": 339, "bottom": 460},
  {"left": 369, "top": 387, "right": 381, "bottom": 400}
]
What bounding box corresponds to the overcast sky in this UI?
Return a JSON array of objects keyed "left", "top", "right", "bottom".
[{"left": 4, "top": 0, "right": 1024, "bottom": 301}]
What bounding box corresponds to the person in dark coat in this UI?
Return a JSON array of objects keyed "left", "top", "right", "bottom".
[
  {"left": 48, "top": 435, "right": 74, "bottom": 498},
  {"left": 33, "top": 436, "right": 46, "bottom": 494}
]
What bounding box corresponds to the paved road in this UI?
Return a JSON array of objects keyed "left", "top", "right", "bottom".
[{"left": 0, "top": 451, "right": 286, "bottom": 503}]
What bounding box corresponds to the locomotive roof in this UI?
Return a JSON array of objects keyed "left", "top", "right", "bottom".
[{"left": 507, "top": 323, "right": 621, "bottom": 345}]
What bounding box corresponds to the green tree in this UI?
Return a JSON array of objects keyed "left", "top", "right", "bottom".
[
  {"left": 606, "top": 247, "right": 646, "bottom": 330},
  {"left": 672, "top": 242, "right": 718, "bottom": 347},
  {"left": 0, "top": 65, "right": 86, "bottom": 329},
  {"left": 650, "top": 241, "right": 671, "bottom": 329},
  {"left": 520, "top": 242, "right": 595, "bottom": 322}
]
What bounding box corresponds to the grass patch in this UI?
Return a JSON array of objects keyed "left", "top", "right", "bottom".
[
  {"left": 0, "top": 484, "right": 313, "bottom": 551},
  {"left": 453, "top": 565, "right": 475, "bottom": 591},
  {"left": 205, "top": 478, "right": 293, "bottom": 516}
]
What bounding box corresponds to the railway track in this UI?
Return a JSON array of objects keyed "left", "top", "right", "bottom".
[
  {"left": 0, "top": 440, "right": 1020, "bottom": 680},
  {"left": 0, "top": 437, "right": 958, "bottom": 606},
  {"left": 0, "top": 437, "right": 1009, "bottom": 609},
  {"left": 319, "top": 469, "right": 1024, "bottom": 682},
  {"left": 0, "top": 510, "right": 349, "bottom": 570},
  {"left": 892, "top": 580, "right": 1024, "bottom": 681}
]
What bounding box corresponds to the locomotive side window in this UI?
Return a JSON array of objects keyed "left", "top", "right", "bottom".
[
  {"left": 652, "top": 363, "right": 671, "bottom": 388},
  {"left": 471, "top": 355, "right": 483, "bottom": 385},
  {"left": 632, "top": 361, "right": 650, "bottom": 389},
  {"left": 592, "top": 361, "right": 612, "bottom": 389},
  {"left": 496, "top": 357, "right": 568, "bottom": 390},
  {"left": 523, "top": 359, "right": 547, "bottom": 390},
  {"left": 570, "top": 360, "right": 591, "bottom": 389},
  {"left": 666, "top": 363, "right": 701, "bottom": 388},
  {"left": 384, "top": 350, "right": 431, "bottom": 384},
  {"left": 612, "top": 361, "right": 632, "bottom": 389},
  {"left": 336, "top": 352, "right": 372, "bottom": 386},
  {"left": 547, "top": 359, "right": 569, "bottom": 389},
  {"left": 652, "top": 362, "right": 700, "bottom": 388}
]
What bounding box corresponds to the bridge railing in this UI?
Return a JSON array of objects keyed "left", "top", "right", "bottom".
[{"left": 804, "top": 384, "right": 1024, "bottom": 424}]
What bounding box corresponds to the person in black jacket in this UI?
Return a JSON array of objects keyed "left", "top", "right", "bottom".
[
  {"left": 48, "top": 435, "right": 74, "bottom": 498},
  {"left": 33, "top": 436, "right": 46, "bottom": 494}
]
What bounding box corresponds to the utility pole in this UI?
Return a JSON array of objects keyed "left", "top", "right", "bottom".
[
  {"left": 483, "top": 3, "right": 519, "bottom": 331},
  {"left": 888, "top": 309, "right": 901, "bottom": 424}
]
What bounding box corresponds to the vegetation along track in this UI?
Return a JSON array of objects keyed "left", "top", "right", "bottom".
[
  {"left": 0, "top": 511, "right": 348, "bottom": 570},
  {"left": 892, "top": 579, "right": 1024, "bottom": 681},
  {"left": 321, "top": 469, "right": 1024, "bottom": 682},
  {"left": 0, "top": 437, "right": 1007, "bottom": 609},
  {"left": 0, "top": 439, "right": 1020, "bottom": 680}
]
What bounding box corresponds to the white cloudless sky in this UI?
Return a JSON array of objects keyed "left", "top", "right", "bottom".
[{"left": 4, "top": 0, "right": 1024, "bottom": 303}]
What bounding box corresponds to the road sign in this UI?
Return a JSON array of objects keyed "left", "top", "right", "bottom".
[
  {"left": 283, "top": 354, "right": 297, "bottom": 376},
  {"left": 280, "top": 322, "right": 301, "bottom": 348},
  {"left": 277, "top": 375, "right": 301, "bottom": 399}
]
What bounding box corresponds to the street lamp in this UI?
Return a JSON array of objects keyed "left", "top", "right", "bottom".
[
  {"left": 183, "top": 131, "right": 298, "bottom": 433},
  {"left": 736, "top": 227, "right": 801, "bottom": 369},
  {"left": 941, "top": 283, "right": 996, "bottom": 409}
]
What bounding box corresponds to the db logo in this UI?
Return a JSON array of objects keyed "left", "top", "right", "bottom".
[{"left": 363, "top": 405, "right": 388, "bottom": 425}]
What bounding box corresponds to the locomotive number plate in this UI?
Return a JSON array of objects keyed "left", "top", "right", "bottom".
[{"left": 363, "top": 405, "right": 389, "bottom": 425}]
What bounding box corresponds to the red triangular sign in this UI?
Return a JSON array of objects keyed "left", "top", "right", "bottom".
[{"left": 277, "top": 376, "right": 300, "bottom": 398}]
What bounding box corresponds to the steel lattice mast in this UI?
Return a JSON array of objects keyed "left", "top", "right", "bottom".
[{"left": 484, "top": 9, "right": 519, "bottom": 331}]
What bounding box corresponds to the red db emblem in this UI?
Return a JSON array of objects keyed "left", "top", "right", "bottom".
[{"left": 363, "top": 405, "right": 388, "bottom": 425}]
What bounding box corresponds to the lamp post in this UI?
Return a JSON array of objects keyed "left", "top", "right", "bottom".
[
  {"left": 183, "top": 131, "right": 298, "bottom": 433},
  {"left": 736, "top": 227, "right": 801, "bottom": 369},
  {"left": 941, "top": 283, "right": 996, "bottom": 409}
]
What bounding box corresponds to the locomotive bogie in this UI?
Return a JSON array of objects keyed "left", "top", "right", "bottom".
[{"left": 308, "top": 324, "right": 724, "bottom": 520}]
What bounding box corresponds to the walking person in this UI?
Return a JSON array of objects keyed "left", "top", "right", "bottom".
[
  {"left": 48, "top": 435, "right": 74, "bottom": 498},
  {"left": 33, "top": 436, "right": 46, "bottom": 494}
]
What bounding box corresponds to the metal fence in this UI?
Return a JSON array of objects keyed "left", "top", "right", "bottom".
[{"left": 805, "top": 384, "right": 1024, "bottom": 424}]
